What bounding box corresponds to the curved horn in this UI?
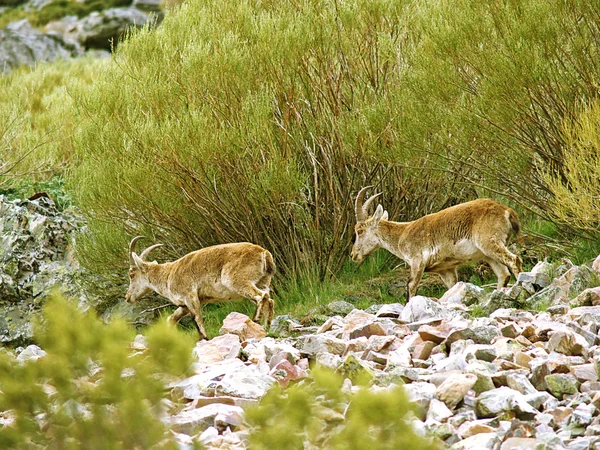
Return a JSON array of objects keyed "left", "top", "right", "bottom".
[
  {"left": 362, "top": 192, "right": 382, "bottom": 218},
  {"left": 129, "top": 236, "right": 146, "bottom": 265},
  {"left": 355, "top": 186, "right": 372, "bottom": 221},
  {"left": 140, "top": 243, "right": 163, "bottom": 261}
]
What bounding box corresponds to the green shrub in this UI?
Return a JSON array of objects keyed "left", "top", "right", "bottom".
[
  {"left": 0, "top": 294, "right": 194, "bottom": 449},
  {"left": 0, "top": 58, "right": 102, "bottom": 192},
  {"left": 66, "top": 0, "right": 474, "bottom": 289},
  {"left": 544, "top": 101, "right": 600, "bottom": 238},
  {"left": 246, "top": 367, "right": 436, "bottom": 450}
]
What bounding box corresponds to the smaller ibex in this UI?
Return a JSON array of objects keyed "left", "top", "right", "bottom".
[
  {"left": 126, "top": 237, "right": 275, "bottom": 340},
  {"left": 352, "top": 187, "right": 522, "bottom": 299}
]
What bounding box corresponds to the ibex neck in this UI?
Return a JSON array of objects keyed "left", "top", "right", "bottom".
[
  {"left": 146, "top": 262, "right": 173, "bottom": 297},
  {"left": 377, "top": 220, "right": 409, "bottom": 257}
]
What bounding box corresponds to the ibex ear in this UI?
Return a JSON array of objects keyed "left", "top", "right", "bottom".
[
  {"left": 132, "top": 253, "right": 147, "bottom": 272},
  {"left": 372, "top": 204, "right": 388, "bottom": 223}
]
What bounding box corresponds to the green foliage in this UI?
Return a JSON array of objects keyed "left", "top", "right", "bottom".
[
  {"left": 544, "top": 100, "right": 600, "bottom": 237},
  {"left": 246, "top": 367, "right": 436, "bottom": 450},
  {"left": 65, "top": 0, "right": 472, "bottom": 289},
  {"left": 0, "top": 175, "right": 72, "bottom": 209},
  {"left": 0, "top": 57, "right": 102, "bottom": 191},
  {"left": 0, "top": 293, "right": 193, "bottom": 449}
]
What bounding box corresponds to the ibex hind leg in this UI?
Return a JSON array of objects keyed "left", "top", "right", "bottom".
[
  {"left": 260, "top": 295, "right": 275, "bottom": 331},
  {"left": 225, "top": 280, "right": 269, "bottom": 324},
  {"left": 480, "top": 239, "right": 522, "bottom": 285},
  {"left": 168, "top": 306, "right": 191, "bottom": 326}
]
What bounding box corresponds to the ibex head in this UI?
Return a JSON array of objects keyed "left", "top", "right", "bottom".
[
  {"left": 351, "top": 186, "right": 388, "bottom": 263},
  {"left": 125, "top": 236, "right": 163, "bottom": 303}
]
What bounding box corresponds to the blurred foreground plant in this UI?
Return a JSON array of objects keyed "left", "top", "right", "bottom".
[
  {"left": 0, "top": 294, "right": 195, "bottom": 449},
  {"left": 246, "top": 367, "right": 436, "bottom": 450}
]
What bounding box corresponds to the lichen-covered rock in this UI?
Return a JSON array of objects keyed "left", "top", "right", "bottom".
[
  {"left": 475, "top": 387, "right": 537, "bottom": 419},
  {"left": 439, "top": 282, "right": 484, "bottom": 307},
  {"left": 0, "top": 195, "right": 94, "bottom": 344},
  {"left": 268, "top": 314, "right": 301, "bottom": 338},
  {"left": 326, "top": 300, "right": 355, "bottom": 316},
  {"left": 545, "top": 373, "right": 580, "bottom": 398}
]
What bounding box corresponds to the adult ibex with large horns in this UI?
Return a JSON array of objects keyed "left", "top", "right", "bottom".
[
  {"left": 126, "top": 236, "right": 275, "bottom": 340},
  {"left": 351, "top": 187, "right": 522, "bottom": 299}
]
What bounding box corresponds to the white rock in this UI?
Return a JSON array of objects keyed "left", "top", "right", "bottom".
[{"left": 450, "top": 432, "right": 498, "bottom": 450}]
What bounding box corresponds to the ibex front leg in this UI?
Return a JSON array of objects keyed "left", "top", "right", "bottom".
[
  {"left": 186, "top": 296, "right": 208, "bottom": 340},
  {"left": 407, "top": 260, "right": 425, "bottom": 300}
]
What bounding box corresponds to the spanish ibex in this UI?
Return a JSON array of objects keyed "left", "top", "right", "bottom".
[
  {"left": 126, "top": 236, "right": 275, "bottom": 340},
  {"left": 351, "top": 187, "right": 522, "bottom": 299}
]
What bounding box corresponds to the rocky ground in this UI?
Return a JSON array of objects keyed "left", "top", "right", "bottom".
[
  {"left": 11, "top": 258, "right": 600, "bottom": 449},
  {"left": 0, "top": 0, "right": 162, "bottom": 73},
  {"left": 4, "top": 195, "right": 600, "bottom": 448}
]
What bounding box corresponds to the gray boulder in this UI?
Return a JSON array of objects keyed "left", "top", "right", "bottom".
[
  {"left": 0, "top": 20, "right": 82, "bottom": 74},
  {"left": 400, "top": 296, "right": 449, "bottom": 322},
  {"left": 75, "top": 8, "right": 150, "bottom": 50}
]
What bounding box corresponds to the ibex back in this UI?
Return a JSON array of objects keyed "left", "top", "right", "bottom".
[
  {"left": 351, "top": 187, "right": 522, "bottom": 299},
  {"left": 126, "top": 237, "right": 275, "bottom": 340}
]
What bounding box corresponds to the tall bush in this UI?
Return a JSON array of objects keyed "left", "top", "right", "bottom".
[
  {"left": 69, "top": 0, "right": 471, "bottom": 284},
  {"left": 543, "top": 101, "right": 600, "bottom": 238}
]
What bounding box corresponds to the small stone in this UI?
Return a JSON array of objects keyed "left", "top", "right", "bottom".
[
  {"left": 571, "top": 403, "right": 595, "bottom": 426},
  {"left": 269, "top": 315, "right": 302, "bottom": 338},
  {"left": 457, "top": 420, "right": 496, "bottom": 438},
  {"left": 530, "top": 360, "right": 551, "bottom": 391},
  {"left": 571, "top": 364, "right": 598, "bottom": 383},
  {"left": 220, "top": 312, "right": 266, "bottom": 341},
  {"left": 418, "top": 323, "right": 451, "bottom": 344},
  {"left": 337, "top": 353, "right": 374, "bottom": 384},
  {"left": 549, "top": 406, "right": 573, "bottom": 427},
  {"left": 426, "top": 398, "right": 453, "bottom": 423},
  {"left": 500, "top": 438, "right": 543, "bottom": 450},
  {"left": 500, "top": 323, "right": 521, "bottom": 338},
  {"left": 545, "top": 373, "right": 580, "bottom": 398},
  {"left": 439, "top": 282, "right": 484, "bottom": 306},
  {"left": 412, "top": 341, "right": 436, "bottom": 361},
  {"left": 194, "top": 334, "right": 241, "bottom": 365},
  {"left": 446, "top": 326, "right": 501, "bottom": 346},
  {"left": 547, "top": 329, "right": 587, "bottom": 356},
  {"left": 297, "top": 334, "right": 348, "bottom": 356},
  {"left": 16, "top": 345, "right": 46, "bottom": 363},
  {"left": 375, "top": 303, "right": 404, "bottom": 318},
  {"left": 168, "top": 404, "right": 244, "bottom": 435},
  {"left": 349, "top": 321, "right": 387, "bottom": 339},
  {"left": 514, "top": 351, "right": 532, "bottom": 369},
  {"left": 506, "top": 373, "right": 537, "bottom": 395},
  {"left": 475, "top": 387, "right": 537, "bottom": 420},
  {"left": 400, "top": 296, "right": 449, "bottom": 322},
  {"left": 450, "top": 432, "right": 498, "bottom": 450},
  {"left": 326, "top": 301, "right": 355, "bottom": 316},
  {"left": 437, "top": 373, "right": 478, "bottom": 409}
]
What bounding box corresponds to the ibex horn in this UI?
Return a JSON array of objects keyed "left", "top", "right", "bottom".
[
  {"left": 355, "top": 186, "right": 382, "bottom": 221},
  {"left": 129, "top": 236, "right": 146, "bottom": 265},
  {"left": 140, "top": 244, "right": 164, "bottom": 261}
]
